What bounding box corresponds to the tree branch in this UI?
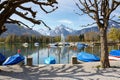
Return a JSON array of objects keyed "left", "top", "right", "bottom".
[
  {"left": 81, "top": 22, "right": 96, "bottom": 27},
  {"left": 39, "top": 20, "right": 51, "bottom": 30},
  {"left": 39, "top": 4, "right": 58, "bottom": 13},
  {"left": 110, "top": 0, "right": 120, "bottom": 14},
  {"left": 0, "top": 1, "right": 8, "bottom": 10},
  {"left": 75, "top": 0, "right": 95, "bottom": 20},
  {"left": 109, "top": 19, "right": 120, "bottom": 24},
  {"left": 19, "top": 6, "right": 37, "bottom": 18},
  {"left": 6, "top": 18, "right": 31, "bottom": 29},
  {"left": 15, "top": 10, "right": 41, "bottom": 24},
  {"left": 0, "top": 0, "right": 58, "bottom": 34}
]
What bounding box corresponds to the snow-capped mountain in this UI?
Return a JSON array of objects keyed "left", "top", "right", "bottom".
[
  {"left": 54, "top": 24, "right": 74, "bottom": 36},
  {"left": 75, "top": 21, "right": 120, "bottom": 35},
  {"left": 38, "top": 21, "right": 120, "bottom": 36},
  {"left": 38, "top": 24, "right": 75, "bottom": 36},
  {"left": 109, "top": 20, "right": 120, "bottom": 28},
  {"left": 4, "top": 21, "right": 119, "bottom": 37}
]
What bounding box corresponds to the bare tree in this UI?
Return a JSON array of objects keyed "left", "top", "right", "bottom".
[
  {"left": 75, "top": 0, "right": 120, "bottom": 68},
  {"left": 0, "top": 0, "right": 58, "bottom": 35}
]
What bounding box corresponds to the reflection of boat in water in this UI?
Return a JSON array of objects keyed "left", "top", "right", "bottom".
[
  {"left": 77, "top": 52, "right": 100, "bottom": 62},
  {"left": 44, "top": 56, "right": 56, "bottom": 64},
  {"left": 2, "top": 54, "right": 24, "bottom": 65},
  {"left": 109, "top": 50, "right": 120, "bottom": 60},
  {"left": 0, "top": 53, "right": 6, "bottom": 65}
]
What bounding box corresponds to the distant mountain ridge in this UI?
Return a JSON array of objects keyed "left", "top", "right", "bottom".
[
  {"left": 0, "top": 21, "right": 119, "bottom": 37},
  {"left": 0, "top": 24, "right": 41, "bottom": 37},
  {"left": 38, "top": 21, "right": 120, "bottom": 36}
]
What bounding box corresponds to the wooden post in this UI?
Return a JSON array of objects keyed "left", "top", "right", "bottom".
[
  {"left": 0, "top": 66, "right": 1, "bottom": 71},
  {"left": 71, "top": 56, "right": 78, "bottom": 64},
  {"left": 117, "top": 44, "right": 120, "bottom": 50},
  {"left": 27, "top": 57, "right": 32, "bottom": 66}
]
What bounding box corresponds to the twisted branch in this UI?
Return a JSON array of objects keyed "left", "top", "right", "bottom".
[
  {"left": 0, "top": 0, "right": 58, "bottom": 34},
  {"left": 19, "top": 6, "right": 37, "bottom": 18}
]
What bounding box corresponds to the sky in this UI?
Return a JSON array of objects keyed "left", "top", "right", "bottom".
[
  {"left": 10, "top": 0, "right": 120, "bottom": 31},
  {"left": 33, "top": 0, "right": 95, "bottom": 30}
]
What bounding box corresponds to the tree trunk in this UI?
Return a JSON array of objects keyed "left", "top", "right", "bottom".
[{"left": 100, "top": 28, "right": 110, "bottom": 68}]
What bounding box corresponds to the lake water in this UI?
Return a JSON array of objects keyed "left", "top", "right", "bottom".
[{"left": 0, "top": 43, "right": 119, "bottom": 65}]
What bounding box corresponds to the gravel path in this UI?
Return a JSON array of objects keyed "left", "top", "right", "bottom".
[{"left": 0, "top": 61, "right": 120, "bottom": 80}]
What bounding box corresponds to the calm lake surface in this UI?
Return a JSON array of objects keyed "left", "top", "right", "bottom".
[{"left": 0, "top": 43, "right": 118, "bottom": 65}]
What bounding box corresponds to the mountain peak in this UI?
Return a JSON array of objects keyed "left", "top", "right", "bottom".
[{"left": 55, "top": 24, "right": 66, "bottom": 30}]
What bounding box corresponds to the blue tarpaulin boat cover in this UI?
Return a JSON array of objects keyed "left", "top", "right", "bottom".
[
  {"left": 109, "top": 50, "right": 120, "bottom": 57},
  {"left": 2, "top": 54, "right": 24, "bottom": 65},
  {"left": 0, "top": 53, "right": 6, "bottom": 65},
  {"left": 44, "top": 56, "right": 56, "bottom": 64},
  {"left": 77, "top": 52, "right": 100, "bottom": 62}
]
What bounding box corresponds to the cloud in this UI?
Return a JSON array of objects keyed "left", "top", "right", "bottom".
[
  {"left": 56, "top": 0, "right": 78, "bottom": 13},
  {"left": 58, "top": 19, "right": 73, "bottom": 24}
]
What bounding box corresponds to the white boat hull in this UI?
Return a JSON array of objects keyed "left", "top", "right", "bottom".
[{"left": 109, "top": 56, "right": 120, "bottom": 60}]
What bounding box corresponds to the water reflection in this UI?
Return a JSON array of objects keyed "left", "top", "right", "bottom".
[{"left": 0, "top": 43, "right": 119, "bottom": 65}]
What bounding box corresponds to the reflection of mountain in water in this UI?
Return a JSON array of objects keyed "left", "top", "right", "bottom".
[
  {"left": 49, "top": 47, "right": 58, "bottom": 56},
  {"left": 48, "top": 46, "right": 69, "bottom": 63},
  {"left": 60, "top": 47, "right": 68, "bottom": 59}
]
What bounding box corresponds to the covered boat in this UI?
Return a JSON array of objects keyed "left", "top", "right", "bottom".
[
  {"left": 44, "top": 56, "right": 56, "bottom": 64},
  {"left": 109, "top": 50, "right": 120, "bottom": 56},
  {"left": 0, "top": 53, "right": 6, "bottom": 65},
  {"left": 109, "top": 50, "right": 120, "bottom": 60},
  {"left": 2, "top": 54, "right": 24, "bottom": 65},
  {"left": 77, "top": 52, "right": 100, "bottom": 62}
]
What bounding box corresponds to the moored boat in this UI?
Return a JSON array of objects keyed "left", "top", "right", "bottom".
[
  {"left": 77, "top": 52, "right": 100, "bottom": 62},
  {"left": 109, "top": 50, "right": 120, "bottom": 56},
  {"left": 109, "top": 56, "right": 120, "bottom": 60},
  {"left": 0, "top": 53, "right": 6, "bottom": 65},
  {"left": 109, "top": 50, "right": 120, "bottom": 60},
  {"left": 44, "top": 56, "right": 56, "bottom": 64},
  {"left": 2, "top": 54, "right": 24, "bottom": 65},
  {"left": 48, "top": 43, "right": 58, "bottom": 47}
]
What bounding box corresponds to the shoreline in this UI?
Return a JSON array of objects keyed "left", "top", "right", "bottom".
[{"left": 0, "top": 61, "right": 120, "bottom": 80}]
